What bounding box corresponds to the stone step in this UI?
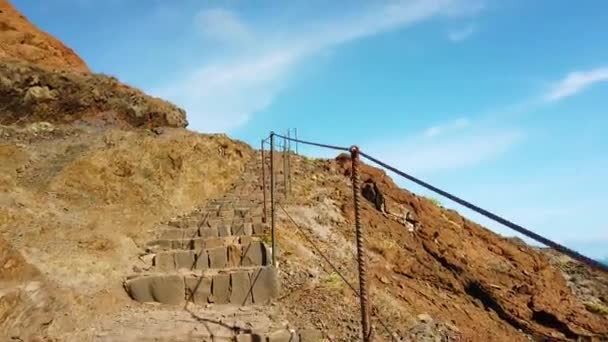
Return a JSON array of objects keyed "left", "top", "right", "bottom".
[
  {"left": 167, "top": 211, "right": 264, "bottom": 229},
  {"left": 198, "top": 210, "right": 264, "bottom": 221},
  {"left": 166, "top": 214, "right": 264, "bottom": 229},
  {"left": 207, "top": 199, "right": 256, "bottom": 207},
  {"left": 158, "top": 220, "right": 266, "bottom": 240},
  {"left": 151, "top": 240, "right": 271, "bottom": 271},
  {"left": 203, "top": 202, "right": 261, "bottom": 210},
  {"left": 199, "top": 217, "right": 265, "bottom": 230},
  {"left": 202, "top": 207, "right": 262, "bottom": 217},
  {"left": 156, "top": 227, "right": 199, "bottom": 240},
  {"left": 124, "top": 266, "right": 279, "bottom": 306},
  {"left": 146, "top": 235, "right": 260, "bottom": 252}
]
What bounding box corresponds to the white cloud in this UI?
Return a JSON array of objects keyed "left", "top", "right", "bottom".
[
  {"left": 155, "top": 50, "right": 296, "bottom": 132},
  {"left": 365, "top": 123, "right": 523, "bottom": 175},
  {"left": 155, "top": 0, "right": 485, "bottom": 132},
  {"left": 424, "top": 117, "right": 470, "bottom": 137},
  {"left": 194, "top": 8, "right": 253, "bottom": 44},
  {"left": 447, "top": 24, "right": 475, "bottom": 42},
  {"left": 399, "top": 131, "right": 522, "bottom": 174},
  {"left": 544, "top": 66, "right": 608, "bottom": 102}
]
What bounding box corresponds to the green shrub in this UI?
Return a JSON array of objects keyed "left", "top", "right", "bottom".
[
  {"left": 321, "top": 272, "right": 343, "bottom": 289},
  {"left": 426, "top": 196, "right": 442, "bottom": 207},
  {"left": 585, "top": 301, "right": 608, "bottom": 316}
]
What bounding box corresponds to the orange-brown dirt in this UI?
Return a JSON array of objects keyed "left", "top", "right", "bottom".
[
  {"left": 0, "top": 0, "right": 187, "bottom": 129},
  {"left": 267, "top": 153, "right": 608, "bottom": 341},
  {"left": 0, "top": 0, "right": 89, "bottom": 72},
  {"left": 0, "top": 61, "right": 188, "bottom": 128},
  {"left": 0, "top": 124, "right": 253, "bottom": 340},
  {"left": 1, "top": 0, "right": 607, "bottom": 340},
  {"left": 338, "top": 154, "right": 608, "bottom": 339},
  {"left": 0, "top": 235, "right": 75, "bottom": 338}
]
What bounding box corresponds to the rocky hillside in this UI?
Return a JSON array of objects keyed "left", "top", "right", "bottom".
[
  {"left": 0, "top": 1, "right": 187, "bottom": 129},
  {"left": 267, "top": 153, "right": 608, "bottom": 341},
  {"left": 0, "top": 0, "right": 89, "bottom": 72},
  {"left": 544, "top": 249, "right": 608, "bottom": 319},
  {"left": 0, "top": 124, "right": 253, "bottom": 340},
  {"left": 0, "top": 234, "right": 70, "bottom": 338},
  {"left": 2, "top": 125, "right": 606, "bottom": 341},
  {"left": 0, "top": 61, "right": 188, "bottom": 128},
  {"left": 0, "top": 0, "right": 606, "bottom": 341}
]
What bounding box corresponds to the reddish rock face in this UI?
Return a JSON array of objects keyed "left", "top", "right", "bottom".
[
  {"left": 331, "top": 156, "right": 608, "bottom": 341},
  {"left": 0, "top": 0, "right": 90, "bottom": 73}
]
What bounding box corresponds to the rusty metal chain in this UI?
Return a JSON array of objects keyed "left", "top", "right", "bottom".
[
  {"left": 358, "top": 151, "right": 608, "bottom": 274},
  {"left": 277, "top": 202, "right": 397, "bottom": 341},
  {"left": 350, "top": 145, "right": 372, "bottom": 341},
  {"left": 260, "top": 131, "right": 608, "bottom": 342},
  {"left": 273, "top": 133, "right": 349, "bottom": 151}
]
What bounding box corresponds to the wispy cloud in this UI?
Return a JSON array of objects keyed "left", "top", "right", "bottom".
[
  {"left": 365, "top": 123, "right": 523, "bottom": 175},
  {"left": 424, "top": 117, "right": 470, "bottom": 137},
  {"left": 398, "top": 130, "right": 522, "bottom": 174},
  {"left": 194, "top": 8, "right": 253, "bottom": 45},
  {"left": 154, "top": 0, "right": 485, "bottom": 132},
  {"left": 366, "top": 63, "right": 606, "bottom": 175},
  {"left": 156, "top": 51, "right": 296, "bottom": 132},
  {"left": 544, "top": 66, "right": 608, "bottom": 102},
  {"left": 447, "top": 24, "right": 475, "bottom": 42}
]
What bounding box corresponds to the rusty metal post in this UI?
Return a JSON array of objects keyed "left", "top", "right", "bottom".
[
  {"left": 294, "top": 128, "right": 298, "bottom": 155},
  {"left": 287, "top": 128, "right": 291, "bottom": 153},
  {"left": 270, "top": 132, "right": 277, "bottom": 267},
  {"left": 261, "top": 139, "right": 267, "bottom": 224},
  {"left": 283, "top": 132, "right": 288, "bottom": 199},
  {"left": 350, "top": 146, "right": 372, "bottom": 341},
  {"left": 287, "top": 129, "right": 292, "bottom": 195}
]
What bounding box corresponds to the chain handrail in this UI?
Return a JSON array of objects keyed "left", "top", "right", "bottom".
[
  {"left": 260, "top": 130, "right": 608, "bottom": 342},
  {"left": 263, "top": 132, "right": 608, "bottom": 274},
  {"left": 277, "top": 201, "right": 396, "bottom": 341},
  {"left": 273, "top": 132, "right": 350, "bottom": 151}
]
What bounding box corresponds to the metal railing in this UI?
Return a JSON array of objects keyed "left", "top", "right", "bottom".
[{"left": 259, "top": 130, "right": 608, "bottom": 341}]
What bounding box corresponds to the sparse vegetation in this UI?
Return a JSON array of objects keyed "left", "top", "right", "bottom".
[
  {"left": 301, "top": 155, "right": 314, "bottom": 164},
  {"left": 260, "top": 232, "right": 272, "bottom": 246},
  {"left": 372, "top": 289, "right": 414, "bottom": 322},
  {"left": 369, "top": 238, "right": 399, "bottom": 254},
  {"left": 426, "top": 196, "right": 443, "bottom": 207},
  {"left": 321, "top": 271, "right": 343, "bottom": 289},
  {"left": 585, "top": 301, "right": 608, "bottom": 316}
]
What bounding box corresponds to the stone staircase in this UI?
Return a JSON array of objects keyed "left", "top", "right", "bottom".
[
  {"left": 124, "top": 195, "right": 278, "bottom": 307},
  {"left": 121, "top": 156, "right": 321, "bottom": 341}
]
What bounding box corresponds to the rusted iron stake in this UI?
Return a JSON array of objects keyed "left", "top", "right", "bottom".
[
  {"left": 270, "top": 132, "right": 277, "bottom": 267},
  {"left": 283, "top": 132, "right": 288, "bottom": 199},
  {"left": 261, "top": 139, "right": 267, "bottom": 224},
  {"left": 350, "top": 145, "right": 372, "bottom": 341},
  {"left": 287, "top": 129, "right": 292, "bottom": 195},
  {"left": 294, "top": 128, "right": 299, "bottom": 155},
  {"left": 287, "top": 128, "right": 292, "bottom": 154}
]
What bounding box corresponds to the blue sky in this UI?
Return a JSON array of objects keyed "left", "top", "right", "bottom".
[{"left": 15, "top": 0, "right": 608, "bottom": 259}]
